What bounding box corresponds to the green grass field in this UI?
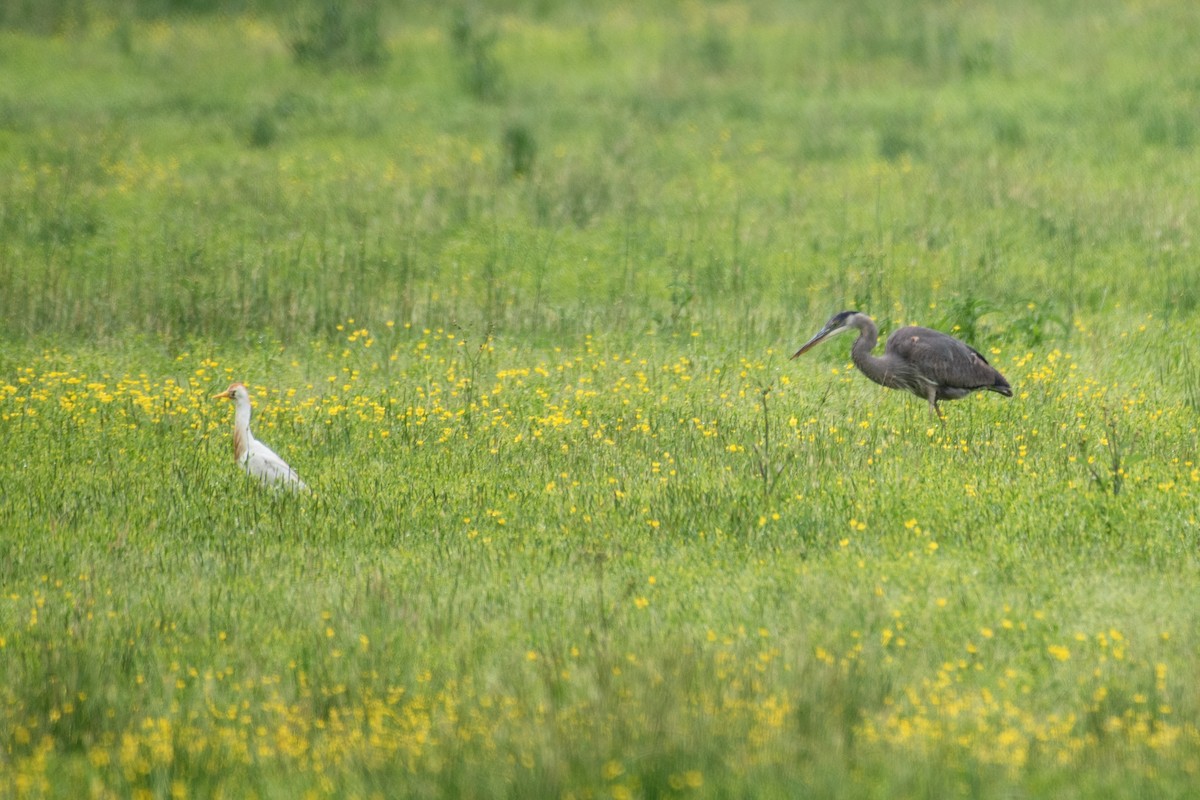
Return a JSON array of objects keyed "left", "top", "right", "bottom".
[{"left": 2, "top": 1, "right": 1199, "bottom": 797}]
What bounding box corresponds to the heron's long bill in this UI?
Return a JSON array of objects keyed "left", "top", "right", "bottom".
[
  {"left": 790, "top": 325, "right": 841, "bottom": 359},
  {"left": 211, "top": 391, "right": 231, "bottom": 400}
]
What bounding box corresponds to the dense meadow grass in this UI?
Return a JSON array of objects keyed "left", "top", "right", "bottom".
[{"left": 2, "top": 1, "right": 1200, "bottom": 797}]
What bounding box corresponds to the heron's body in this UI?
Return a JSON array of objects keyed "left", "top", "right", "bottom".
[
  {"left": 213, "top": 383, "right": 308, "bottom": 491},
  {"left": 793, "top": 311, "right": 1012, "bottom": 418}
]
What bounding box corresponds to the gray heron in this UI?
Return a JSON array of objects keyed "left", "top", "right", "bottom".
[{"left": 792, "top": 310, "right": 1012, "bottom": 419}]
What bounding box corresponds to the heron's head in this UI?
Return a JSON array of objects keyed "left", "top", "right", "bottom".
[
  {"left": 791, "top": 311, "right": 861, "bottom": 359},
  {"left": 212, "top": 382, "right": 250, "bottom": 403}
]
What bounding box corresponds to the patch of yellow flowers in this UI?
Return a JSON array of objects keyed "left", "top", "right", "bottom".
[{"left": 2, "top": 325, "right": 1200, "bottom": 793}]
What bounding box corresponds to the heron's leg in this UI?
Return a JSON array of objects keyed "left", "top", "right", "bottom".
[{"left": 926, "top": 387, "right": 946, "bottom": 425}]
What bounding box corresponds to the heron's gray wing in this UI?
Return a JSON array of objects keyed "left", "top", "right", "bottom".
[{"left": 886, "top": 326, "right": 1002, "bottom": 390}]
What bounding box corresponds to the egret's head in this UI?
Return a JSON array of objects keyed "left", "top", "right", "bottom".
[
  {"left": 212, "top": 382, "right": 250, "bottom": 403},
  {"left": 791, "top": 311, "right": 861, "bottom": 359}
]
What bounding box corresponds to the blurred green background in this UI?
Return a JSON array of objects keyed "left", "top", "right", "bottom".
[{"left": 3, "top": 0, "right": 1197, "bottom": 346}]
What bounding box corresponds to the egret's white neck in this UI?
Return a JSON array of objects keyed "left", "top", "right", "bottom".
[{"left": 232, "top": 396, "right": 254, "bottom": 463}]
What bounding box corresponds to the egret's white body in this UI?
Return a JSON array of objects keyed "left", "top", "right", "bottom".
[{"left": 213, "top": 383, "right": 307, "bottom": 491}]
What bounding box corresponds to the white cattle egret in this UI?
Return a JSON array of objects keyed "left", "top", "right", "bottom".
[{"left": 212, "top": 382, "right": 308, "bottom": 491}]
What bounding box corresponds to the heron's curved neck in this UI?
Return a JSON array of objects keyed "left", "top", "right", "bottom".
[{"left": 848, "top": 317, "right": 891, "bottom": 386}]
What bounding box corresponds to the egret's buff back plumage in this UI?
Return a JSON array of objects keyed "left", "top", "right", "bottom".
[
  {"left": 212, "top": 382, "right": 308, "bottom": 491},
  {"left": 226, "top": 382, "right": 250, "bottom": 463}
]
